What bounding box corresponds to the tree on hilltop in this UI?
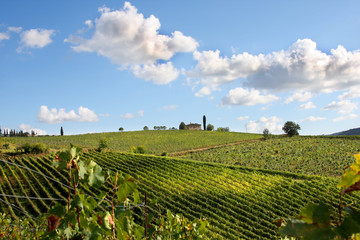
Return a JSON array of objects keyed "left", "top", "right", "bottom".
[
  {"left": 206, "top": 124, "right": 214, "bottom": 131},
  {"left": 179, "top": 122, "right": 186, "bottom": 130},
  {"left": 60, "top": 126, "right": 64, "bottom": 136},
  {"left": 282, "top": 121, "right": 300, "bottom": 137}
]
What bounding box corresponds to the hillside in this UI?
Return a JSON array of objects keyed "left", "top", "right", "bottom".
[
  {"left": 181, "top": 136, "right": 360, "bottom": 177},
  {"left": 1, "top": 152, "right": 360, "bottom": 239},
  {"left": 1, "top": 130, "right": 262, "bottom": 154},
  {"left": 331, "top": 127, "right": 360, "bottom": 136}
]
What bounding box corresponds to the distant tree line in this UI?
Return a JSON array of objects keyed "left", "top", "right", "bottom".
[
  {"left": 154, "top": 126, "right": 167, "bottom": 130},
  {"left": 0, "top": 128, "right": 36, "bottom": 137}
]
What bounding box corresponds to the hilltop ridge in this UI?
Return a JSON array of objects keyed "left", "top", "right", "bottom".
[{"left": 331, "top": 127, "right": 360, "bottom": 136}]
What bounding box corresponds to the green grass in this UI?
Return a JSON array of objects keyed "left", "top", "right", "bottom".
[
  {"left": 2, "top": 130, "right": 262, "bottom": 154},
  {"left": 181, "top": 136, "right": 360, "bottom": 177},
  {"left": 1, "top": 152, "right": 359, "bottom": 239}
]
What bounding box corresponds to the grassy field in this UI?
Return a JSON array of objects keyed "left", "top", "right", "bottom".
[
  {"left": 1, "top": 130, "right": 262, "bottom": 154},
  {"left": 181, "top": 136, "right": 360, "bottom": 177},
  {"left": 1, "top": 152, "right": 359, "bottom": 239}
]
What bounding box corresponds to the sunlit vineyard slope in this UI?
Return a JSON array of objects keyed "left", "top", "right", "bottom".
[
  {"left": 1, "top": 152, "right": 360, "bottom": 239},
  {"left": 182, "top": 136, "right": 360, "bottom": 177}
]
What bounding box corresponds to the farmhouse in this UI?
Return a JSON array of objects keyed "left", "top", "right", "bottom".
[{"left": 186, "top": 123, "right": 201, "bottom": 130}]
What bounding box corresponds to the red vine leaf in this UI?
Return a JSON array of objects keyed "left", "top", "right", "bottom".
[{"left": 47, "top": 215, "right": 61, "bottom": 232}]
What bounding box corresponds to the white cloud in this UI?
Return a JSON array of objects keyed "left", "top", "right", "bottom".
[
  {"left": 301, "top": 116, "right": 326, "bottom": 122},
  {"left": 285, "top": 91, "right": 312, "bottom": 104},
  {"left": 18, "top": 28, "right": 55, "bottom": 52},
  {"left": 160, "top": 105, "right": 177, "bottom": 111},
  {"left": 324, "top": 100, "right": 358, "bottom": 114},
  {"left": 221, "top": 88, "right": 279, "bottom": 106},
  {"left": 138, "top": 110, "right": 144, "bottom": 117},
  {"left": 66, "top": 2, "right": 197, "bottom": 84},
  {"left": 237, "top": 116, "right": 249, "bottom": 121},
  {"left": 84, "top": 20, "right": 93, "bottom": 29},
  {"left": 18, "top": 124, "right": 47, "bottom": 135},
  {"left": 188, "top": 39, "right": 360, "bottom": 96},
  {"left": 37, "top": 105, "right": 99, "bottom": 124},
  {"left": 0, "top": 32, "right": 10, "bottom": 41},
  {"left": 120, "top": 110, "right": 144, "bottom": 119},
  {"left": 120, "top": 113, "right": 136, "bottom": 119},
  {"left": 245, "top": 116, "right": 283, "bottom": 133},
  {"left": 132, "top": 62, "right": 179, "bottom": 85},
  {"left": 8, "top": 26, "right": 22, "bottom": 33},
  {"left": 300, "top": 101, "right": 316, "bottom": 110},
  {"left": 333, "top": 114, "right": 358, "bottom": 122},
  {"left": 195, "top": 86, "right": 212, "bottom": 97},
  {"left": 99, "top": 113, "right": 110, "bottom": 117},
  {"left": 77, "top": 106, "right": 99, "bottom": 122},
  {"left": 339, "top": 88, "right": 360, "bottom": 100}
]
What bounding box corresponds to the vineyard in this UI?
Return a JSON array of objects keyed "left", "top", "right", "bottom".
[
  {"left": 1, "top": 151, "right": 360, "bottom": 239},
  {"left": 1, "top": 130, "right": 262, "bottom": 154},
  {"left": 181, "top": 136, "right": 360, "bottom": 177}
]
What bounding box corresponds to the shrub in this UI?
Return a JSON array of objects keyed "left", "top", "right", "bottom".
[
  {"left": 21, "top": 143, "right": 33, "bottom": 154},
  {"left": 217, "top": 127, "right": 229, "bottom": 132},
  {"left": 206, "top": 124, "right": 214, "bottom": 131},
  {"left": 130, "top": 145, "right": 147, "bottom": 154},
  {"left": 20, "top": 143, "right": 48, "bottom": 154},
  {"left": 31, "top": 143, "right": 49, "bottom": 154},
  {"left": 97, "top": 137, "right": 109, "bottom": 152}
]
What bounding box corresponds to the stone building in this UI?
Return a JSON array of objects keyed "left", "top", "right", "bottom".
[{"left": 186, "top": 123, "right": 201, "bottom": 130}]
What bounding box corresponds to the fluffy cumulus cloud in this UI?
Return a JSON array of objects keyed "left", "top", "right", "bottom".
[
  {"left": 132, "top": 62, "right": 179, "bottom": 85},
  {"left": 66, "top": 2, "right": 197, "bottom": 84},
  {"left": 37, "top": 105, "right": 99, "bottom": 124},
  {"left": 285, "top": 91, "right": 312, "bottom": 104},
  {"left": 301, "top": 116, "right": 326, "bottom": 122},
  {"left": 18, "top": 124, "right": 47, "bottom": 135},
  {"left": 18, "top": 28, "right": 55, "bottom": 52},
  {"left": 245, "top": 116, "right": 283, "bottom": 133},
  {"left": 195, "top": 87, "right": 212, "bottom": 97},
  {"left": 188, "top": 39, "right": 360, "bottom": 97},
  {"left": 300, "top": 101, "right": 316, "bottom": 110},
  {"left": 221, "top": 88, "right": 279, "bottom": 106},
  {"left": 324, "top": 100, "right": 358, "bottom": 114},
  {"left": 333, "top": 114, "right": 358, "bottom": 122}
]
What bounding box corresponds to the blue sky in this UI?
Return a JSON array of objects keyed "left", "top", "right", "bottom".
[{"left": 1, "top": 0, "right": 360, "bottom": 135}]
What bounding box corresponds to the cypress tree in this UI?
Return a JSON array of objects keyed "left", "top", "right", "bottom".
[
  {"left": 60, "top": 126, "right": 64, "bottom": 136},
  {"left": 203, "top": 115, "right": 206, "bottom": 131}
]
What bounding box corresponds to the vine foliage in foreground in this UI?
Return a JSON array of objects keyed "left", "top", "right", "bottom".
[
  {"left": 280, "top": 154, "right": 360, "bottom": 239},
  {"left": 0, "top": 145, "right": 209, "bottom": 239}
]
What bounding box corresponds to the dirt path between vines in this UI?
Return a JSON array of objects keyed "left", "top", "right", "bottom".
[{"left": 168, "top": 138, "right": 262, "bottom": 157}]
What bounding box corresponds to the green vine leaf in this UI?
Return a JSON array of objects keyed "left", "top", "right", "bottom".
[
  {"left": 338, "top": 154, "right": 360, "bottom": 193},
  {"left": 299, "top": 201, "right": 330, "bottom": 225},
  {"left": 88, "top": 163, "right": 105, "bottom": 188}
]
